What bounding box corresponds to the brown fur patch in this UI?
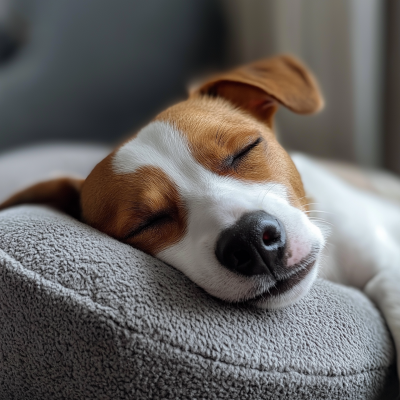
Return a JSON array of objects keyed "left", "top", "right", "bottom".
[
  {"left": 0, "top": 177, "right": 83, "bottom": 219},
  {"left": 81, "top": 157, "right": 186, "bottom": 255}
]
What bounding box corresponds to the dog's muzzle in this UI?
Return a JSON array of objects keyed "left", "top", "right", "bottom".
[{"left": 215, "top": 210, "right": 289, "bottom": 278}]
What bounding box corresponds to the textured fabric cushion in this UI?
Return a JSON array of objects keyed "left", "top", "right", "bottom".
[{"left": 0, "top": 205, "right": 398, "bottom": 399}]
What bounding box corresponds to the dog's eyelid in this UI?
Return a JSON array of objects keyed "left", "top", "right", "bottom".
[
  {"left": 230, "top": 137, "right": 263, "bottom": 165},
  {"left": 124, "top": 211, "right": 172, "bottom": 239}
]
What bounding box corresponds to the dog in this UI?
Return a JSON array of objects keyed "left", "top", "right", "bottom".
[{"left": 1, "top": 55, "right": 400, "bottom": 380}]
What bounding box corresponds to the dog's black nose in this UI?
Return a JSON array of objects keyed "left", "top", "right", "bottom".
[{"left": 215, "top": 211, "right": 286, "bottom": 277}]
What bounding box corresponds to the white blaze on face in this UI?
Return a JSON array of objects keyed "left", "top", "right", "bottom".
[{"left": 113, "top": 121, "right": 324, "bottom": 306}]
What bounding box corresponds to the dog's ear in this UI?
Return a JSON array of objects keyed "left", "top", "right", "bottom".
[
  {"left": 0, "top": 177, "right": 84, "bottom": 219},
  {"left": 190, "top": 55, "right": 324, "bottom": 126}
]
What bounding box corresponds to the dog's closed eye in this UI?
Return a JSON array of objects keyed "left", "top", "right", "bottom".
[
  {"left": 229, "top": 137, "right": 263, "bottom": 168},
  {"left": 125, "top": 212, "right": 173, "bottom": 239}
]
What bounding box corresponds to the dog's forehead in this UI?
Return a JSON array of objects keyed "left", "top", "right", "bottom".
[
  {"left": 113, "top": 97, "right": 273, "bottom": 177},
  {"left": 155, "top": 96, "right": 269, "bottom": 142}
]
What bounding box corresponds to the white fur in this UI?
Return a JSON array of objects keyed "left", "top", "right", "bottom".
[
  {"left": 114, "top": 121, "right": 325, "bottom": 305},
  {"left": 292, "top": 153, "right": 400, "bottom": 287},
  {"left": 292, "top": 153, "right": 400, "bottom": 379}
]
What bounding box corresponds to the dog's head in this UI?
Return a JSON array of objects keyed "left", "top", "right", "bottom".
[{"left": 1, "top": 55, "right": 325, "bottom": 308}]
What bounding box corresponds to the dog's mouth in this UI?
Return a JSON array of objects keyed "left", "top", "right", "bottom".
[{"left": 243, "top": 256, "right": 317, "bottom": 304}]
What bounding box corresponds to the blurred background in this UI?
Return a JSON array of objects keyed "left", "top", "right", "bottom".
[{"left": 0, "top": 0, "right": 399, "bottom": 173}]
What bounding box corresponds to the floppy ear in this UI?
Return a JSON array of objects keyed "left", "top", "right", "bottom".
[
  {"left": 190, "top": 54, "right": 324, "bottom": 126},
  {"left": 0, "top": 177, "right": 84, "bottom": 219}
]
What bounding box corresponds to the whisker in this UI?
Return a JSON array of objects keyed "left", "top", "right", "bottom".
[
  {"left": 302, "top": 202, "right": 324, "bottom": 208},
  {"left": 309, "top": 217, "right": 333, "bottom": 224},
  {"left": 309, "top": 219, "right": 334, "bottom": 227},
  {"left": 305, "top": 210, "right": 335, "bottom": 215},
  {"left": 259, "top": 183, "right": 279, "bottom": 205}
]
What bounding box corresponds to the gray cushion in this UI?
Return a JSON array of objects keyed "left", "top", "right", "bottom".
[
  {"left": 0, "top": 205, "right": 398, "bottom": 399},
  {"left": 0, "top": 143, "right": 110, "bottom": 204}
]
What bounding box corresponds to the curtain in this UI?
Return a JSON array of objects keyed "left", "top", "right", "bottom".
[
  {"left": 222, "top": 0, "right": 385, "bottom": 168},
  {"left": 385, "top": 0, "right": 400, "bottom": 175}
]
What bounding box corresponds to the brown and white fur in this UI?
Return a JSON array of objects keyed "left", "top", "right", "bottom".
[{"left": 1, "top": 55, "right": 400, "bottom": 379}]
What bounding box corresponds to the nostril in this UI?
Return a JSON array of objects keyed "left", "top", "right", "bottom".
[
  {"left": 262, "top": 230, "right": 272, "bottom": 245},
  {"left": 262, "top": 226, "right": 280, "bottom": 246}
]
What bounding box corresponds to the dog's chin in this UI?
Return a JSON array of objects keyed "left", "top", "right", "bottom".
[{"left": 245, "top": 259, "right": 319, "bottom": 310}]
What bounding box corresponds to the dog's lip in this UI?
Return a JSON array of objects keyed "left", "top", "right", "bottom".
[{"left": 244, "top": 257, "right": 317, "bottom": 303}]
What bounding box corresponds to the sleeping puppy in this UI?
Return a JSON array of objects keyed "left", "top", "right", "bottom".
[{"left": 1, "top": 55, "right": 400, "bottom": 379}]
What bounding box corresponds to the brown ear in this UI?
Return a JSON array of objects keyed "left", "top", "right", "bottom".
[
  {"left": 190, "top": 55, "right": 324, "bottom": 126},
  {"left": 0, "top": 177, "right": 84, "bottom": 219}
]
